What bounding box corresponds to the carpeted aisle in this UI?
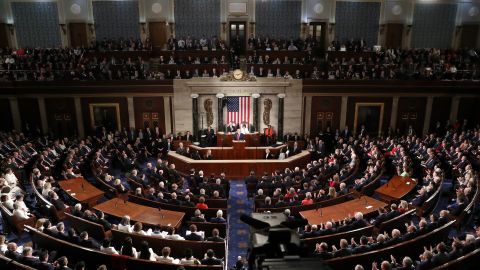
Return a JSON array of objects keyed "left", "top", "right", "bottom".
[{"left": 227, "top": 182, "right": 252, "bottom": 268}]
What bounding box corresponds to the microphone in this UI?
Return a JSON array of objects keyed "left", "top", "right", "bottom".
[
  {"left": 81, "top": 183, "right": 85, "bottom": 192},
  {"left": 364, "top": 196, "right": 368, "bottom": 206},
  {"left": 114, "top": 200, "right": 118, "bottom": 208}
]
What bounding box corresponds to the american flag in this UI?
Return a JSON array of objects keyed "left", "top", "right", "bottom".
[{"left": 226, "top": 96, "right": 251, "bottom": 125}]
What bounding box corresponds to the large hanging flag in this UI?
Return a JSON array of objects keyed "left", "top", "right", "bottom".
[{"left": 226, "top": 96, "right": 250, "bottom": 125}]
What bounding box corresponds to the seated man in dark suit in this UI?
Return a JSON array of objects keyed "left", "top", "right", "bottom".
[
  {"left": 347, "top": 212, "right": 368, "bottom": 230},
  {"left": 289, "top": 141, "right": 301, "bottom": 156},
  {"left": 233, "top": 129, "right": 245, "bottom": 141},
  {"left": 201, "top": 249, "right": 223, "bottom": 265},
  {"left": 244, "top": 171, "right": 258, "bottom": 186},
  {"left": 48, "top": 191, "right": 66, "bottom": 211},
  {"left": 191, "top": 209, "right": 206, "bottom": 222},
  {"left": 175, "top": 142, "right": 186, "bottom": 155},
  {"left": 20, "top": 246, "right": 40, "bottom": 267},
  {"left": 206, "top": 228, "right": 225, "bottom": 242},
  {"left": 332, "top": 239, "right": 352, "bottom": 257},
  {"left": 36, "top": 250, "right": 55, "bottom": 270},
  {"left": 5, "top": 242, "right": 22, "bottom": 260},
  {"left": 313, "top": 242, "right": 333, "bottom": 260},
  {"left": 79, "top": 231, "right": 101, "bottom": 249},
  {"left": 185, "top": 224, "right": 203, "bottom": 241},
  {"left": 210, "top": 210, "right": 226, "bottom": 223},
  {"left": 183, "top": 131, "right": 195, "bottom": 142},
  {"left": 431, "top": 242, "right": 449, "bottom": 267},
  {"left": 416, "top": 250, "right": 434, "bottom": 270},
  {"left": 226, "top": 122, "right": 237, "bottom": 133},
  {"left": 351, "top": 236, "right": 371, "bottom": 254},
  {"left": 447, "top": 195, "right": 467, "bottom": 216},
  {"left": 264, "top": 148, "right": 274, "bottom": 159},
  {"left": 411, "top": 187, "right": 428, "bottom": 207}
]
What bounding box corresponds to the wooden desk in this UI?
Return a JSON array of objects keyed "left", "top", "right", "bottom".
[
  {"left": 188, "top": 143, "right": 287, "bottom": 160},
  {"left": 299, "top": 196, "right": 386, "bottom": 225},
  {"left": 93, "top": 198, "right": 184, "bottom": 230},
  {"left": 217, "top": 132, "right": 260, "bottom": 147},
  {"left": 58, "top": 178, "right": 104, "bottom": 207},
  {"left": 374, "top": 176, "right": 417, "bottom": 203},
  {"left": 168, "top": 150, "right": 310, "bottom": 179}
]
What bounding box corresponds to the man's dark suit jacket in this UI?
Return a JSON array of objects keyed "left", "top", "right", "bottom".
[
  {"left": 210, "top": 217, "right": 226, "bottom": 223},
  {"left": 185, "top": 232, "right": 203, "bottom": 241},
  {"left": 201, "top": 257, "right": 223, "bottom": 265},
  {"left": 207, "top": 236, "right": 225, "bottom": 242}
]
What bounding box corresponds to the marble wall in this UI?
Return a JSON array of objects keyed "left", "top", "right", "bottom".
[{"left": 173, "top": 78, "right": 302, "bottom": 137}]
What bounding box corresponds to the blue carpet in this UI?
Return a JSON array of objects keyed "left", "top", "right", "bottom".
[{"left": 227, "top": 182, "right": 252, "bottom": 268}]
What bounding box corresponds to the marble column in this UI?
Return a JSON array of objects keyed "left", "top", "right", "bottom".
[
  {"left": 127, "top": 97, "right": 135, "bottom": 129},
  {"left": 191, "top": 94, "right": 199, "bottom": 139},
  {"left": 450, "top": 96, "right": 460, "bottom": 123},
  {"left": 339, "top": 96, "right": 348, "bottom": 131},
  {"left": 390, "top": 96, "right": 399, "bottom": 132},
  {"left": 216, "top": 93, "right": 225, "bottom": 132},
  {"left": 303, "top": 96, "right": 312, "bottom": 136},
  {"left": 252, "top": 93, "right": 260, "bottom": 132},
  {"left": 277, "top": 93, "right": 285, "bottom": 142},
  {"left": 423, "top": 97, "right": 434, "bottom": 136},
  {"left": 163, "top": 96, "right": 172, "bottom": 134},
  {"left": 38, "top": 97, "right": 48, "bottom": 134},
  {"left": 9, "top": 97, "right": 22, "bottom": 131},
  {"left": 74, "top": 97, "right": 85, "bottom": 138}
]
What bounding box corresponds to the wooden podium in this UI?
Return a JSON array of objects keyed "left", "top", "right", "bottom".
[{"left": 217, "top": 132, "right": 260, "bottom": 147}]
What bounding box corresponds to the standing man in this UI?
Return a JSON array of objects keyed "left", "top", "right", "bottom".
[{"left": 205, "top": 126, "right": 215, "bottom": 146}]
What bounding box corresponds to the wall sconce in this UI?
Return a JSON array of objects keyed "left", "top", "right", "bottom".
[
  {"left": 329, "top": 22, "right": 335, "bottom": 34},
  {"left": 379, "top": 24, "right": 386, "bottom": 34},
  {"left": 59, "top": 24, "right": 67, "bottom": 35},
  {"left": 302, "top": 22, "right": 308, "bottom": 36},
  {"left": 406, "top": 24, "right": 412, "bottom": 33},
  {"left": 222, "top": 22, "right": 227, "bottom": 33},
  {"left": 88, "top": 23, "right": 94, "bottom": 34},
  {"left": 6, "top": 24, "right": 14, "bottom": 35},
  {"left": 455, "top": 25, "right": 463, "bottom": 35}
]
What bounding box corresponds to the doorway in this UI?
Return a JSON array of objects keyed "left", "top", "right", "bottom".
[
  {"left": 309, "top": 22, "right": 326, "bottom": 50},
  {"left": 149, "top": 22, "right": 167, "bottom": 49},
  {"left": 354, "top": 103, "right": 384, "bottom": 137},
  {"left": 89, "top": 103, "right": 121, "bottom": 132},
  {"left": 229, "top": 21, "right": 246, "bottom": 55},
  {"left": 69, "top": 23, "right": 88, "bottom": 47}
]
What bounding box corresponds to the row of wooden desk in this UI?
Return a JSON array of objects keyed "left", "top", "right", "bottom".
[
  {"left": 57, "top": 178, "right": 185, "bottom": 230},
  {"left": 374, "top": 176, "right": 416, "bottom": 203},
  {"left": 94, "top": 198, "right": 184, "bottom": 230},
  {"left": 300, "top": 196, "right": 386, "bottom": 225},
  {"left": 300, "top": 176, "right": 416, "bottom": 226},
  {"left": 168, "top": 150, "right": 310, "bottom": 179}
]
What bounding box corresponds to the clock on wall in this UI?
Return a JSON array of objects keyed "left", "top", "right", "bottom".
[{"left": 233, "top": 69, "right": 244, "bottom": 80}]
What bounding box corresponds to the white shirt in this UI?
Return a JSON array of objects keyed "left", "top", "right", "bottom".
[
  {"left": 5, "top": 173, "right": 18, "bottom": 187},
  {"left": 157, "top": 256, "right": 179, "bottom": 264},
  {"left": 118, "top": 224, "right": 133, "bottom": 233},
  {"left": 164, "top": 234, "right": 184, "bottom": 240},
  {"left": 101, "top": 246, "right": 119, "bottom": 255},
  {"left": 240, "top": 127, "right": 249, "bottom": 134}
]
